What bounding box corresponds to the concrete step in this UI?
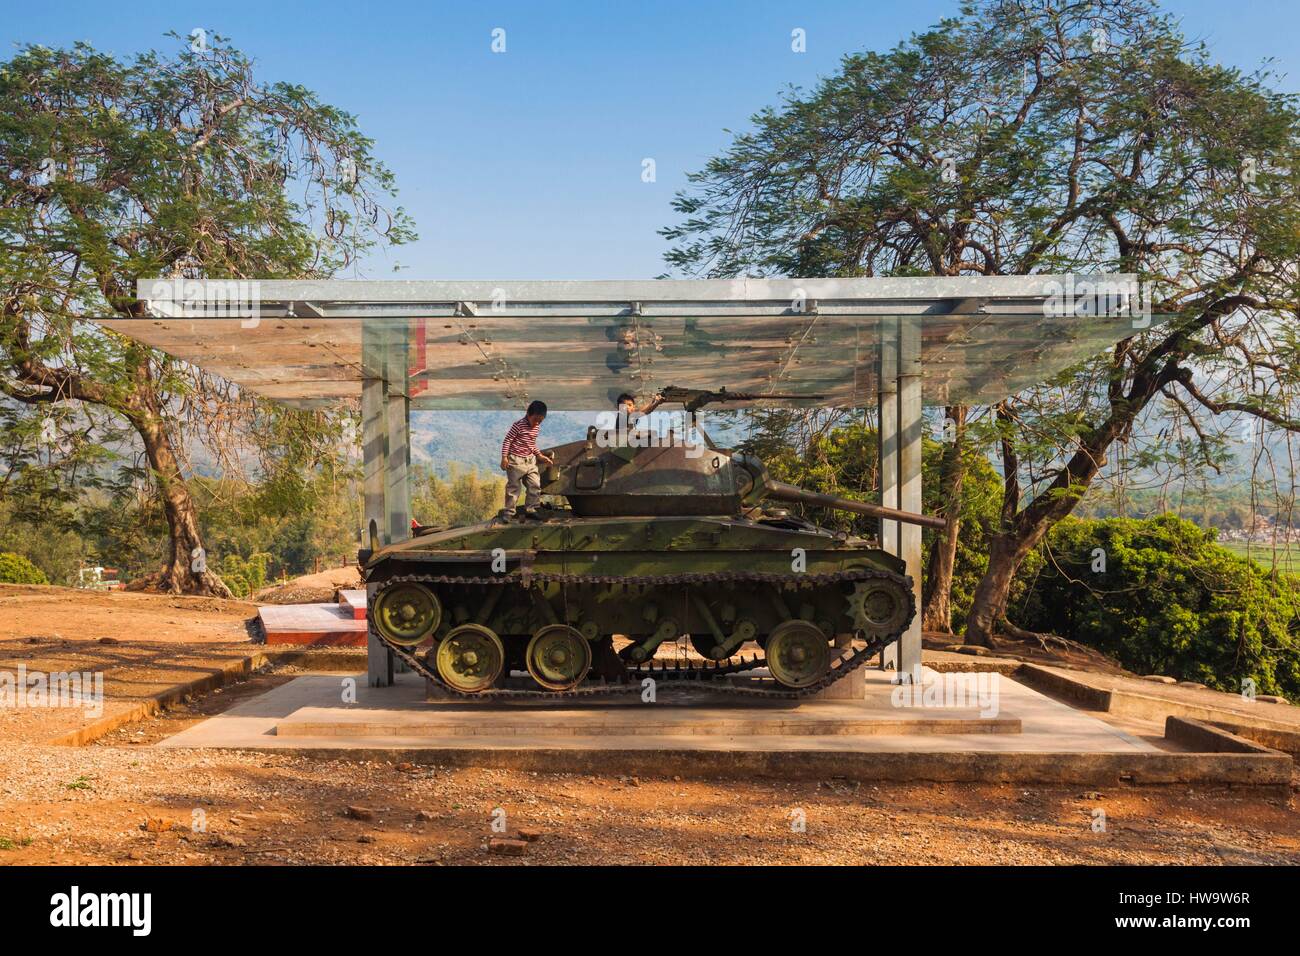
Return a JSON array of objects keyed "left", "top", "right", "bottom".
[
  {"left": 258, "top": 603, "right": 367, "bottom": 647},
  {"left": 274, "top": 704, "right": 1021, "bottom": 738}
]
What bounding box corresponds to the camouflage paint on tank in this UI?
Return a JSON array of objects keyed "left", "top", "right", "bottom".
[{"left": 361, "top": 387, "right": 936, "bottom": 691}]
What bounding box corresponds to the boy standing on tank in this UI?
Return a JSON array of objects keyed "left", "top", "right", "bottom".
[{"left": 500, "top": 400, "right": 554, "bottom": 520}]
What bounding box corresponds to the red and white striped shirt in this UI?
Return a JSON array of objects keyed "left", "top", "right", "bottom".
[{"left": 502, "top": 417, "right": 542, "bottom": 459}]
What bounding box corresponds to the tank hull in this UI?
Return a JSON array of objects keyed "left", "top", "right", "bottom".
[{"left": 363, "top": 512, "right": 914, "bottom": 697}]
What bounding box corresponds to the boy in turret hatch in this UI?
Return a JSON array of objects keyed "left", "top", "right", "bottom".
[{"left": 499, "top": 400, "right": 554, "bottom": 520}]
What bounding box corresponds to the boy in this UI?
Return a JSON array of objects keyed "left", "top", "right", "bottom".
[
  {"left": 616, "top": 391, "right": 663, "bottom": 426},
  {"left": 500, "top": 400, "right": 554, "bottom": 519}
]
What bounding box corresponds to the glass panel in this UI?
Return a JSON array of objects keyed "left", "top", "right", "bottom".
[{"left": 99, "top": 280, "right": 1154, "bottom": 409}]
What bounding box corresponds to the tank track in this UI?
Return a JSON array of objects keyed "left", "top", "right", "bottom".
[{"left": 368, "top": 566, "right": 914, "bottom": 700}]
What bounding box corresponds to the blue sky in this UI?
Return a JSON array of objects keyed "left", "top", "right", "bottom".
[{"left": 5, "top": 1, "right": 1298, "bottom": 280}]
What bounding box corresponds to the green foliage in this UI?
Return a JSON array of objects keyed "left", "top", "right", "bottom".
[
  {"left": 0, "top": 440, "right": 365, "bottom": 586},
  {"left": 0, "top": 551, "right": 47, "bottom": 584},
  {"left": 218, "top": 552, "right": 271, "bottom": 599},
  {"left": 921, "top": 438, "right": 1005, "bottom": 630},
  {"left": 410, "top": 465, "right": 505, "bottom": 528},
  {"left": 1012, "top": 515, "right": 1300, "bottom": 697},
  {"left": 739, "top": 413, "right": 1001, "bottom": 628},
  {"left": 0, "top": 37, "right": 410, "bottom": 591}
]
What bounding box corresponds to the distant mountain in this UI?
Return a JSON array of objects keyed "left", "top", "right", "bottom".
[
  {"left": 409, "top": 411, "right": 747, "bottom": 474},
  {"left": 410, "top": 411, "right": 600, "bottom": 473}
]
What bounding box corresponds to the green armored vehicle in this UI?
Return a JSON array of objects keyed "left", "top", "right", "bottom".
[{"left": 360, "top": 387, "right": 944, "bottom": 699}]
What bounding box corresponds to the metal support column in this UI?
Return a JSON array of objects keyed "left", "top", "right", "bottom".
[
  {"left": 877, "top": 318, "right": 899, "bottom": 670},
  {"left": 384, "top": 324, "right": 412, "bottom": 677},
  {"left": 877, "top": 319, "right": 900, "bottom": 554},
  {"left": 896, "top": 318, "right": 924, "bottom": 681},
  {"left": 362, "top": 322, "right": 394, "bottom": 687},
  {"left": 383, "top": 326, "right": 412, "bottom": 545}
]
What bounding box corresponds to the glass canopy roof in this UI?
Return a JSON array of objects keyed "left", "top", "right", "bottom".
[{"left": 97, "top": 276, "right": 1155, "bottom": 410}]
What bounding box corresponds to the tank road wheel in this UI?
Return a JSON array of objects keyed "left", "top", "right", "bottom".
[
  {"left": 847, "top": 580, "right": 910, "bottom": 638},
  {"left": 435, "top": 624, "right": 505, "bottom": 693},
  {"left": 765, "top": 620, "right": 831, "bottom": 689},
  {"left": 526, "top": 625, "right": 592, "bottom": 692},
  {"left": 689, "top": 634, "right": 724, "bottom": 660},
  {"left": 373, "top": 583, "right": 442, "bottom": 647}
]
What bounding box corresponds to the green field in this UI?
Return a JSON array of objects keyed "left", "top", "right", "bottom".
[{"left": 1222, "top": 541, "right": 1300, "bottom": 575}]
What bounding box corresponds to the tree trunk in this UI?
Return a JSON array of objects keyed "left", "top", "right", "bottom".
[
  {"left": 962, "top": 348, "right": 1187, "bottom": 646},
  {"left": 131, "top": 403, "right": 233, "bottom": 598},
  {"left": 963, "top": 531, "right": 1032, "bottom": 646},
  {"left": 922, "top": 405, "right": 967, "bottom": 633}
]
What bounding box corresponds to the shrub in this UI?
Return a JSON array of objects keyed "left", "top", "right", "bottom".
[
  {"left": 1012, "top": 515, "right": 1300, "bottom": 697},
  {"left": 0, "top": 552, "right": 49, "bottom": 585},
  {"left": 218, "top": 552, "right": 271, "bottom": 599}
]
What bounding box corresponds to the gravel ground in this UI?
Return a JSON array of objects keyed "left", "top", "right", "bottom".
[{"left": 1, "top": 743, "right": 1296, "bottom": 866}]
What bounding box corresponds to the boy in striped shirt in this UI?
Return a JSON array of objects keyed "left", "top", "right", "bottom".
[{"left": 499, "top": 400, "right": 554, "bottom": 519}]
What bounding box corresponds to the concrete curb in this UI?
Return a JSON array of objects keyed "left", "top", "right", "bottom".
[
  {"left": 1014, "top": 663, "right": 1300, "bottom": 758},
  {"left": 46, "top": 653, "right": 269, "bottom": 747},
  {"left": 1207, "top": 720, "right": 1300, "bottom": 758},
  {"left": 45, "top": 646, "right": 368, "bottom": 747},
  {"left": 259, "top": 745, "right": 1293, "bottom": 789},
  {"left": 1013, "top": 663, "right": 1114, "bottom": 710},
  {"left": 1165, "top": 716, "right": 1286, "bottom": 755}
]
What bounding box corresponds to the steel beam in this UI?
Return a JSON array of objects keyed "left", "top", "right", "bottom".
[
  {"left": 362, "top": 322, "right": 394, "bottom": 688},
  {"left": 384, "top": 328, "right": 412, "bottom": 546},
  {"left": 896, "top": 318, "right": 925, "bottom": 681},
  {"left": 138, "top": 274, "right": 1135, "bottom": 311},
  {"left": 877, "top": 317, "right": 899, "bottom": 670}
]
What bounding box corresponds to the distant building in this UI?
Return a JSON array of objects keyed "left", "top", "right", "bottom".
[{"left": 76, "top": 566, "right": 123, "bottom": 591}]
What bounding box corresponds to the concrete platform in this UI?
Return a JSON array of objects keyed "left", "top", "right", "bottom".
[
  {"left": 338, "top": 589, "right": 367, "bottom": 620},
  {"left": 153, "top": 667, "right": 1295, "bottom": 787},
  {"left": 276, "top": 701, "right": 1020, "bottom": 739},
  {"left": 258, "top": 602, "right": 366, "bottom": 647},
  {"left": 162, "top": 667, "right": 1144, "bottom": 754}
]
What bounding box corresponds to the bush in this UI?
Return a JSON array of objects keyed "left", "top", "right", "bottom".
[
  {"left": 218, "top": 552, "right": 271, "bottom": 599},
  {"left": 1011, "top": 515, "right": 1300, "bottom": 698},
  {"left": 0, "top": 552, "right": 49, "bottom": 585}
]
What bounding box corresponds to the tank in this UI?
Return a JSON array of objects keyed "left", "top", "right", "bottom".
[{"left": 360, "top": 387, "right": 945, "bottom": 699}]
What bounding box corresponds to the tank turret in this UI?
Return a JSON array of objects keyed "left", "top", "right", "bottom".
[{"left": 537, "top": 386, "right": 945, "bottom": 530}]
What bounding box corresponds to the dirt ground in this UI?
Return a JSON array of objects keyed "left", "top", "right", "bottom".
[
  {"left": 253, "top": 566, "right": 362, "bottom": 605},
  {"left": 0, "top": 583, "right": 255, "bottom": 646},
  {"left": 1, "top": 585, "right": 1299, "bottom": 866},
  {"left": 1, "top": 737, "right": 1297, "bottom": 865},
  {"left": 0, "top": 583, "right": 260, "bottom": 745}
]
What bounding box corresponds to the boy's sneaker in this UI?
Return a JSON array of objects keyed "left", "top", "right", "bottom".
[{"left": 521, "top": 509, "right": 543, "bottom": 521}]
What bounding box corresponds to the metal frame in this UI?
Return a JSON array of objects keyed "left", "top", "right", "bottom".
[
  {"left": 116, "top": 274, "right": 1148, "bottom": 410},
  {"left": 105, "top": 274, "right": 1151, "bottom": 689},
  {"left": 362, "top": 322, "right": 415, "bottom": 685}
]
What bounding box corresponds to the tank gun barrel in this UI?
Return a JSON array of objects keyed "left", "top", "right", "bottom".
[{"left": 766, "top": 481, "right": 948, "bottom": 531}]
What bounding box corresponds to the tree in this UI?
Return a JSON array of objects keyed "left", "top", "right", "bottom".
[
  {"left": 0, "top": 36, "right": 412, "bottom": 594},
  {"left": 737, "top": 409, "right": 1001, "bottom": 629},
  {"left": 1012, "top": 514, "right": 1300, "bottom": 696},
  {"left": 663, "top": 0, "right": 1300, "bottom": 644},
  {"left": 411, "top": 465, "right": 506, "bottom": 528}
]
